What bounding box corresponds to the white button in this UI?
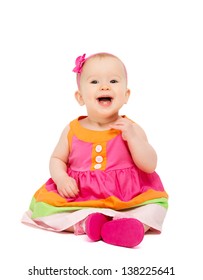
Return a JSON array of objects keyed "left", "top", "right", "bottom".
[
  {"left": 95, "top": 156, "right": 103, "bottom": 163},
  {"left": 95, "top": 145, "right": 102, "bottom": 153},
  {"left": 94, "top": 163, "right": 102, "bottom": 169}
]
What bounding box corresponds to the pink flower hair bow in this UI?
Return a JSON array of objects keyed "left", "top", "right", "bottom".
[{"left": 72, "top": 53, "right": 86, "bottom": 73}]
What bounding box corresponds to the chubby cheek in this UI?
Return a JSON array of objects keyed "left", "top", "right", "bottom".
[
  {"left": 83, "top": 94, "right": 96, "bottom": 106},
  {"left": 118, "top": 90, "right": 129, "bottom": 100},
  {"left": 81, "top": 85, "right": 96, "bottom": 97}
]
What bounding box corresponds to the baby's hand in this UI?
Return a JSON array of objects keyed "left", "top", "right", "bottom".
[
  {"left": 110, "top": 118, "right": 136, "bottom": 141},
  {"left": 56, "top": 175, "right": 79, "bottom": 198}
]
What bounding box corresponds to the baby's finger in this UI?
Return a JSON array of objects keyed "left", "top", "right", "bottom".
[
  {"left": 57, "top": 185, "right": 76, "bottom": 198},
  {"left": 57, "top": 189, "right": 66, "bottom": 198},
  {"left": 69, "top": 186, "right": 79, "bottom": 197},
  {"left": 69, "top": 179, "right": 79, "bottom": 194},
  {"left": 68, "top": 182, "right": 80, "bottom": 197},
  {"left": 63, "top": 187, "right": 76, "bottom": 198},
  {"left": 109, "top": 123, "right": 124, "bottom": 131}
]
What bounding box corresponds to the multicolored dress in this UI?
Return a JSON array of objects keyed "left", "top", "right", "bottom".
[{"left": 22, "top": 116, "right": 168, "bottom": 232}]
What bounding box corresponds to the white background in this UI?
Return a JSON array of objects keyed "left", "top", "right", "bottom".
[{"left": 0, "top": 0, "right": 202, "bottom": 279}]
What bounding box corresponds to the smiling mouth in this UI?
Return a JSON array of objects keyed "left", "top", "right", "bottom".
[
  {"left": 97, "top": 96, "right": 113, "bottom": 102},
  {"left": 96, "top": 96, "right": 113, "bottom": 107}
]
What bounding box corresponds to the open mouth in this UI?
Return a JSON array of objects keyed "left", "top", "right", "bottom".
[
  {"left": 97, "top": 96, "right": 113, "bottom": 106},
  {"left": 97, "top": 96, "right": 112, "bottom": 101}
]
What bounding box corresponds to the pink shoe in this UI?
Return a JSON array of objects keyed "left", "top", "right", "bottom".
[
  {"left": 85, "top": 213, "right": 111, "bottom": 241},
  {"left": 101, "top": 218, "right": 144, "bottom": 248}
]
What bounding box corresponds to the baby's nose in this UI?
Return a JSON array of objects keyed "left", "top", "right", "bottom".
[{"left": 100, "top": 84, "right": 110, "bottom": 90}]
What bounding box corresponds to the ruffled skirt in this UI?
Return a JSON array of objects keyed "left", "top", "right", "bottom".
[{"left": 22, "top": 167, "right": 168, "bottom": 232}]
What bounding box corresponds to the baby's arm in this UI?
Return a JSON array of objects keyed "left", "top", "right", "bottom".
[
  {"left": 110, "top": 118, "right": 157, "bottom": 173},
  {"left": 49, "top": 125, "right": 79, "bottom": 198}
]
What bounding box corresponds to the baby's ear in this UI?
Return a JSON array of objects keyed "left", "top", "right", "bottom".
[
  {"left": 125, "top": 89, "right": 131, "bottom": 104},
  {"left": 75, "top": 91, "right": 85, "bottom": 106}
]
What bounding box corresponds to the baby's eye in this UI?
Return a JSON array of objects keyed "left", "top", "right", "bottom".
[
  {"left": 90, "top": 80, "right": 98, "bottom": 84},
  {"left": 110, "top": 79, "right": 118, "bottom": 83}
]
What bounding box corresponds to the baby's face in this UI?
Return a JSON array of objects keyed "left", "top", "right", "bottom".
[{"left": 76, "top": 56, "right": 130, "bottom": 118}]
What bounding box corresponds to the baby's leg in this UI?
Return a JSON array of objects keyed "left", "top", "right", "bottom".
[
  {"left": 65, "top": 226, "right": 74, "bottom": 233},
  {"left": 75, "top": 213, "right": 145, "bottom": 248},
  {"left": 65, "top": 221, "right": 86, "bottom": 235},
  {"left": 65, "top": 213, "right": 112, "bottom": 237},
  {"left": 64, "top": 213, "right": 148, "bottom": 248},
  {"left": 143, "top": 224, "right": 150, "bottom": 232}
]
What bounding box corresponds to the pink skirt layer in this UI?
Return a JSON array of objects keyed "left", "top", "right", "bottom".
[{"left": 22, "top": 204, "right": 167, "bottom": 233}]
